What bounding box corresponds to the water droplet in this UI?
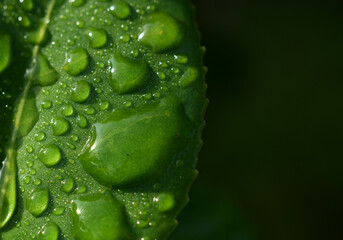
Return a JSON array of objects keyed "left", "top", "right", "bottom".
[
  {"left": 155, "top": 193, "right": 175, "bottom": 212},
  {"left": 79, "top": 97, "right": 186, "bottom": 187},
  {"left": 33, "top": 178, "right": 42, "bottom": 186},
  {"left": 18, "top": 0, "right": 34, "bottom": 11},
  {"left": 156, "top": 71, "right": 166, "bottom": 80},
  {"left": 41, "top": 100, "right": 52, "bottom": 109},
  {"left": 35, "top": 132, "right": 46, "bottom": 142},
  {"left": 109, "top": 52, "right": 150, "bottom": 94},
  {"left": 51, "top": 117, "right": 70, "bottom": 136},
  {"left": 26, "top": 145, "right": 34, "bottom": 153},
  {"left": 61, "top": 103, "right": 74, "bottom": 116},
  {"left": 138, "top": 12, "right": 184, "bottom": 53},
  {"left": 70, "top": 134, "right": 79, "bottom": 142},
  {"left": 23, "top": 176, "right": 31, "bottom": 184},
  {"left": 76, "top": 19, "right": 85, "bottom": 28},
  {"left": 70, "top": 81, "right": 91, "bottom": 103},
  {"left": 84, "top": 106, "right": 96, "bottom": 115},
  {"left": 98, "top": 101, "right": 109, "bottom": 111},
  {"left": 18, "top": 14, "right": 31, "bottom": 27},
  {"left": 70, "top": 192, "right": 131, "bottom": 240},
  {"left": 38, "top": 222, "right": 60, "bottom": 240},
  {"left": 179, "top": 67, "right": 198, "bottom": 87},
  {"left": 61, "top": 177, "right": 75, "bottom": 193},
  {"left": 75, "top": 185, "right": 87, "bottom": 194},
  {"left": 34, "top": 53, "right": 59, "bottom": 86},
  {"left": 86, "top": 27, "right": 108, "bottom": 48},
  {"left": 28, "top": 168, "right": 36, "bottom": 175},
  {"left": 119, "top": 34, "right": 130, "bottom": 43},
  {"left": 70, "top": 0, "right": 85, "bottom": 7},
  {"left": 0, "top": 33, "right": 11, "bottom": 73},
  {"left": 26, "top": 188, "right": 49, "bottom": 217},
  {"left": 174, "top": 54, "right": 188, "bottom": 64},
  {"left": 109, "top": 1, "right": 132, "bottom": 20},
  {"left": 39, "top": 145, "right": 62, "bottom": 167},
  {"left": 76, "top": 114, "right": 88, "bottom": 128},
  {"left": 52, "top": 206, "right": 65, "bottom": 216},
  {"left": 63, "top": 48, "right": 90, "bottom": 76}
]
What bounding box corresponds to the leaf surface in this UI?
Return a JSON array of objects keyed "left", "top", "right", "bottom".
[{"left": 0, "top": 0, "right": 206, "bottom": 239}]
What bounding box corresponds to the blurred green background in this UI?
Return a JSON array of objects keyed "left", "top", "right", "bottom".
[{"left": 170, "top": 1, "right": 343, "bottom": 239}]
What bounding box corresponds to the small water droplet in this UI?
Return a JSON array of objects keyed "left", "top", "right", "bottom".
[
  {"left": 18, "top": 0, "right": 34, "bottom": 11},
  {"left": 51, "top": 117, "right": 70, "bottom": 136},
  {"left": 70, "top": 81, "right": 91, "bottom": 103},
  {"left": 61, "top": 103, "right": 74, "bottom": 116},
  {"left": 76, "top": 114, "right": 88, "bottom": 128},
  {"left": 35, "top": 132, "right": 46, "bottom": 142},
  {"left": 39, "top": 145, "right": 62, "bottom": 167},
  {"left": 109, "top": 52, "right": 150, "bottom": 94},
  {"left": 41, "top": 100, "right": 52, "bottom": 109},
  {"left": 70, "top": 0, "right": 85, "bottom": 7},
  {"left": 52, "top": 206, "right": 65, "bottom": 216},
  {"left": 63, "top": 48, "right": 90, "bottom": 76},
  {"left": 98, "top": 101, "right": 109, "bottom": 111},
  {"left": 86, "top": 27, "right": 108, "bottom": 48},
  {"left": 179, "top": 67, "right": 198, "bottom": 87},
  {"left": 109, "top": 1, "right": 131, "bottom": 20},
  {"left": 61, "top": 177, "right": 75, "bottom": 193}
]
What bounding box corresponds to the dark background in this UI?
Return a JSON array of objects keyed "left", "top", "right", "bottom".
[{"left": 170, "top": 1, "right": 343, "bottom": 239}]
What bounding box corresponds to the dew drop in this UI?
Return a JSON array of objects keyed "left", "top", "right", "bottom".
[
  {"left": 76, "top": 114, "right": 88, "bottom": 128},
  {"left": 138, "top": 12, "right": 184, "bottom": 53},
  {"left": 70, "top": 192, "right": 131, "bottom": 240},
  {"left": 84, "top": 106, "right": 96, "bottom": 115},
  {"left": 79, "top": 97, "right": 187, "bottom": 187},
  {"left": 70, "top": 81, "right": 91, "bottom": 103},
  {"left": 51, "top": 117, "right": 70, "bottom": 136},
  {"left": 38, "top": 222, "right": 60, "bottom": 240},
  {"left": 86, "top": 27, "right": 108, "bottom": 49},
  {"left": 52, "top": 206, "right": 65, "bottom": 216},
  {"left": 109, "top": 1, "right": 131, "bottom": 20},
  {"left": 26, "top": 188, "right": 49, "bottom": 217},
  {"left": 98, "top": 101, "right": 109, "bottom": 111},
  {"left": 35, "top": 132, "right": 46, "bottom": 142},
  {"left": 39, "top": 145, "right": 62, "bottom": 167},
  {"left": 63, "top": 48, "right": 90, "bottom": 76},
  {"left": 61, "top": 177, "right": 75, "bottom": 193},
  {"left": 0, "top": 33, "right": 11, "bottom": 73},
  {"left": 41, "top": 100, "right": 52, "bottom": 109},
  {"left": 61, "top": 103, "right": 74, "bottom": 116},
  {"left": 109, "top": 52, "right": 150, "bottom": 94}
]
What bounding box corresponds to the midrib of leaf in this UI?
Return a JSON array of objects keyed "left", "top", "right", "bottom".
[{"left": 0, "top": 0, "right": 56, "bottom": 228}]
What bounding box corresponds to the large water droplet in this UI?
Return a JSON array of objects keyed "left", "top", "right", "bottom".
[
  {"left": 109, "top": 52, "right": 150, "bottom": 94},
  {"left": 0, "top": 33, "right": 11, "bottom": 73},
  {"left": 39, "top": 145, "right": 62, "bottom": 167},
  {"left": 109, "top": 1, "right": 131, "bottom": 20},
  {"left": 79, "top": 97, "right": 187, "bottom": 187},
  {"left": 26, "top": 188, "right": 49, "bottom": 217},
  {"left": 70, "top": 81, "right": 91, "bottom": 103},
  {"left": 138, "top": 12, "right": 184, "bottom": 53},
  {"left": 63, "top": 48, "right": 90, "bottom": 76},
  {"left": 86, "top": 27, "right": 108, "bottom": 49},
  {"left": 34, "top": 53, "right": 59, "bottom": 86},
  {"left": 51, "top": 117, "right": 70, "bottom": 136},
  {"left": 38, "top": 222, "right": 60, "bottom": 240},
  {"left": 17, "top": 95, "right": 39, "bottom": 138},
  {"left": 70, "top": 192, "right": 131, "bottom": 240}
]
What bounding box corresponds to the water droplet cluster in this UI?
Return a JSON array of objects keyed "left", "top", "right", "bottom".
[{"left": 0, "top": 0, "right": 206, "bottom": 239}]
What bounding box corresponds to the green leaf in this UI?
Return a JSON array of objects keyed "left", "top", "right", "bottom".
[{"left": 0, "top": 0, "right": 206, "bottom": 239}]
